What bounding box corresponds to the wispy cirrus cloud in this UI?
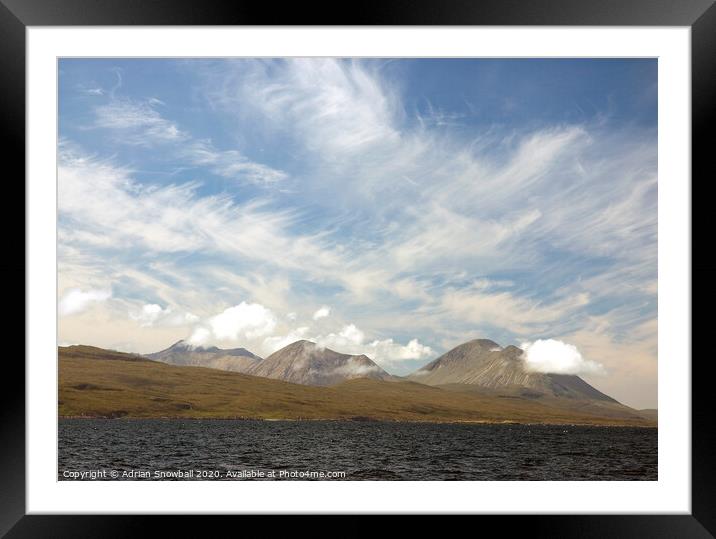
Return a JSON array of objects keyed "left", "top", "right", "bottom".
[
  {"left": 58, "top": 142, "right": 300, "bottom": 259},
  {"left": 88, "top": 93, "right": 288, "bottom": 186},
  {"left": 92, "top": 98, "right": 187, "bottom": 144},
  {"left": 208, "top": 58, "right": 402, "bottom": 156},
  {"left": 184, "top": 139, "right": 288, "bottom": 185}
]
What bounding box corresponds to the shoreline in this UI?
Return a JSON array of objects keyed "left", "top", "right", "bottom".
[{"left": 58, "top": 415, "right": 657, "bottom": 428}]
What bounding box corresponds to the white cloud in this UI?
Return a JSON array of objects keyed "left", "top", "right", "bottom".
[
  {"left": 130, "top": 303, "right": 165, "bottom": 327},
  {"left": 366, "top": 338, "right": 433, "bottom": 365},
  {"left": 520, "top": 338, "right": 605, "bottom": 376},
  {"left": 187, "top": 302, "right": 278, "bottom": 347},
  {"left": 260, "top": 320, "right": 433, "bottom": 368},
  {"left": 130, "top": 303, "right": 199, "bottom": 328},
  {"left": 177, "top": 312, "right": 200, "bottom": 325},
  {"left": 315, "top": 324, "right": 365, "bottom": 349},
  {"left": 312, "top": 306, "right": 331, "bottom": 320},
  {"left": 212, "top": 59, "right": 400, "bottom": 157},
  {"left": 93, "top": 98, "right": 187, "bottom": 144},
  {"left": 391, "top": 205, "right": 543, "bottom": 270},
  {"left": 186, "top": 140, "right": 288, "bottom": 186},
  {"left": 208, "top": 302, "right": 277, "bottom": 341},
  {"left": 188, "top": 327, "right": 211, "bottom": 346},
  {"left": 92, "top": 97, "right": 288, "bottom": 186},
  {"left": 77, "top": 86, "right": 104, "bottom": 96},
  {"left": 262, "top": 326, "right": 310, "bottom": 355},
  {"left": 57, "top": 144, "right": 346, "bottom": 275},
  {"left": 439, "top": 285, "right": 590, "bottom": 334},
  {"left": 91, "top": 91, "right": 288, "bottom": 183},
  {"left": 59, "top": 288, "right": 111, "bottom": 316},
  {"left": 209, "top": 59, "right": 655, "bottom": 297},
  {"left": 314, "top": 323, "right": 432, "bottom": 366}
]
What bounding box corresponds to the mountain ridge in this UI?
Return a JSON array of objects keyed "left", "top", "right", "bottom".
[
  {"left": 408, "top": 338, "right": 617, "bottom": 403},
  {"left": 247, "top": 339, "right": 396, "bottom": 386},
  {"left": 125, "top": 335, "right": 625, "bottom": 408},
  {"left": 146, "top": 339, "right": 262, "bottom": 373},
  {"left": 58, "top": 344, "right": 654, "bottom": 426}
]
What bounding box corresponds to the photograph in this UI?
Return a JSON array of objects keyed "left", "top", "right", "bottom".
[{"left": 57, "top": 57, "right": 658, "bottom": 482}]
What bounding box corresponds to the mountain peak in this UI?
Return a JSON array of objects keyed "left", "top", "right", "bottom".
[
  {"left": 292, "top": 339, "right": 317, "bottom": 347},
  {"left": 146, "top": 340, "right": 262, "bottom": 373},
  {"left": 249, "top": 340, "right": 392, "bottom": 386},
  {"left": 167, "top": 339, "right": 241, "bottom": 355},
  {"left": 466, "top": 338, "right": 501, "bottom": 349},
  {"left": 278, "top": 339, "right": 321, "bottom": 353},
  {"left": 409, "top": 338, "right": 616, "bottom": 403}
]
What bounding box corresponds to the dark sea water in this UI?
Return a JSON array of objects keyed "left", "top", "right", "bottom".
[{"left": 58, "top": 419, "right": 657, "bottom": 481}]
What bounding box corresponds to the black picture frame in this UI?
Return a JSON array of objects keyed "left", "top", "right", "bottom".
[{"left": 3, "top": 0, "right": 711, "bottom": 536}]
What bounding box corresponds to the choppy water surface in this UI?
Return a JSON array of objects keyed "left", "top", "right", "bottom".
[{"left": 59, "top": 419, "right": 656, "bottom": 480}]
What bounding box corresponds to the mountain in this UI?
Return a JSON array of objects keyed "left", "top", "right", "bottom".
[
  {"left": 408, "top": 338, "right": 617, "bottom": 403},
  {"left": 247, "top": 340, "right": 394, "bottom": 386},
  {"left": 61, "top": 344, "right": 149, "bottom": 362},
  {"left": 58, "top": 345, "right": 654, "bottom": 426},
  {"left": 146, "top": 340, "right": 262, "bottom": 373}
]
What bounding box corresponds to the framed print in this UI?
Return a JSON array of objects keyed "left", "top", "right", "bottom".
[{"left": 4, "top": 0, "right": 713, "bottom": 536}]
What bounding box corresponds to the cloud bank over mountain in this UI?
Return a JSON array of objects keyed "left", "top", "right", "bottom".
[{"left": 520, "top": 339, "right": 606, "bottom": 376}]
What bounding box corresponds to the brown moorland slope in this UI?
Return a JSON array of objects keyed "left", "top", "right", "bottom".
[{"left": 58, "top": 346, "right": 654, "bottom": 426}]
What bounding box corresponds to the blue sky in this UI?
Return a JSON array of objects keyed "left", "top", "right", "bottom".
[{"left": 57, "top": 58, "right": 657, "bottom": 408}]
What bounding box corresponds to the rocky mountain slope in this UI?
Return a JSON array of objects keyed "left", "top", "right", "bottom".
[
  {"left": 409, "top": 339, "right": 617, "bottom": 402},
  {"left": 247, "top": 340, "right": 394, "bottom": 386},
  {"left": 146, "top": 340, "right": 262, "bottom": 373}
]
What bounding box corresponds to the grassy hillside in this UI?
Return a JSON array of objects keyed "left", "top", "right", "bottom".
[
  {"left": 436, "top": 383, "right": 650, "bottom": 423},
  {"left": 58, "top": 346, "right": 655, "bottom": 426},
  {"left": 636, "top": 409, "right": 658, "bottom": 422}
]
